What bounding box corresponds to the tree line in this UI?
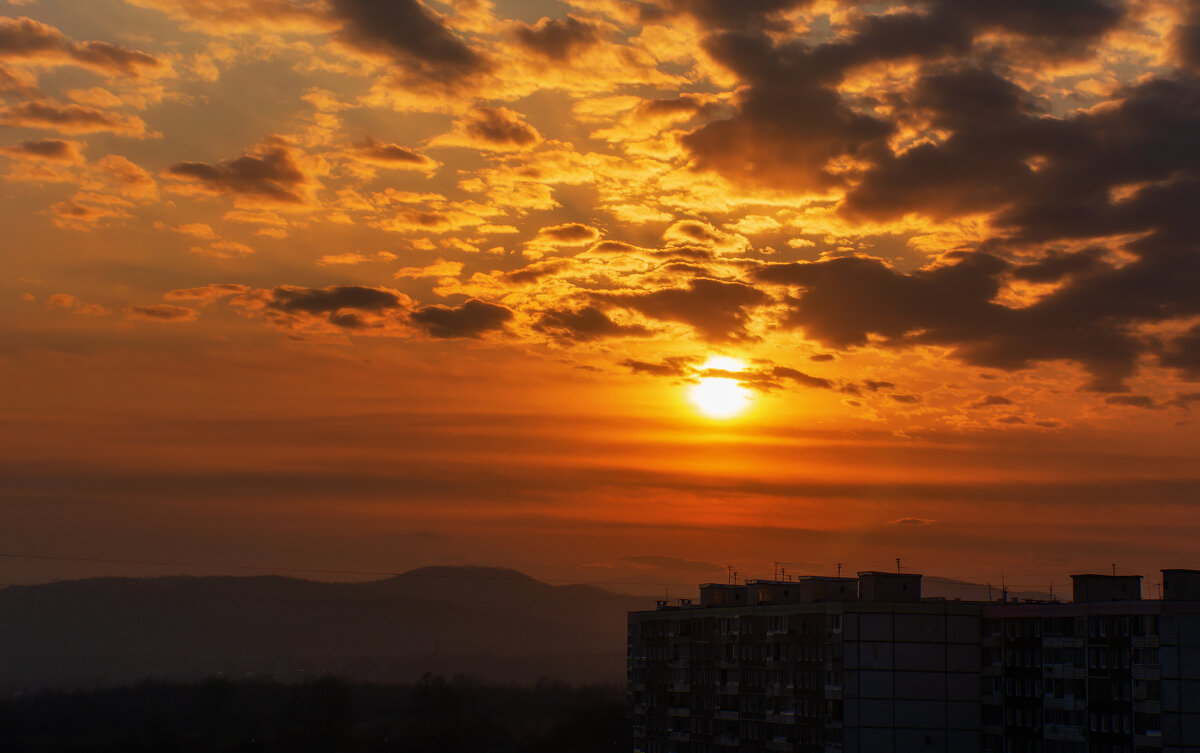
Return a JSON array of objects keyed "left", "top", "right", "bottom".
[{"left": 0, "top": 674, "right": 629, "bottom": 752}]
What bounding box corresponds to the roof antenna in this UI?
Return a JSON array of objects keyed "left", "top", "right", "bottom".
[
  {"left": 1001, "top": 572, "right": 1008, "bottom": 602},
  {"left": 774, "top": 561, "right": 781, "bottom": 580},
  {"left": 780, "top": 566, "right": 787, "bottom": 581},
  {"left": 1112, "top": 563, "right": 1117, "bottom": 576},
  {"left": 1049, "top": 582, "right": 1054, "bottom": 602},
  {"left": 896, "top": 557, "right": 902, "bottom": 573},
  {"left": 727, "top": 565, "right": 734, "bottom": 585},
  {"left": 837, "top": 562, "right": 842, "bottom": 578},
  {"left": 987, "top": 582, "right": 993, "bottom": 601}
]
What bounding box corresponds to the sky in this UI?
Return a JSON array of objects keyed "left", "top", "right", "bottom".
[{"left": 2, "top": 0, "right": 1200, "bottom": 596}]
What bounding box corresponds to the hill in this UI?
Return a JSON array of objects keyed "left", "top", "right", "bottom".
[{"left": 0, "top": 567, "right": 653, "bottom": 690}]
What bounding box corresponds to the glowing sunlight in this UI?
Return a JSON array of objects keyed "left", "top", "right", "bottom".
[{"left": 689, "top": 356, "right": 753, "bottom": 419}]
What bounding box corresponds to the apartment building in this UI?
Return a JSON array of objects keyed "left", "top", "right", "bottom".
[
  {"left": 982, "top": 572, "right": 1200, "bottom": 753},
  {"left": 628, "top": 570, "right": 1200, "bottom": 753}
]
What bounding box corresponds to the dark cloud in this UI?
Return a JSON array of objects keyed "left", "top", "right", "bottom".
[
  {"left": 410, "top": 299, "right": 513, "bottom": 338},
  {"left": 768, "top": 366, "right": 832, "bottom": 390},
  {"left": 258, "top": 285, "right": 410, "bottom": 333},
  {"left": 630, "top": 94, "right": 718, "bottom": 124},
  {"left": 971, "top": 395, "right": 1015, "bottom": 408},
  {"left": 534, "top": 306, "right": 651, "bottom": 341},
  {"left": 461, "top": 107, "right": 540, "bottom": 148},
  {"left": 166, "top": 140, "right": 308, "bottom": 204},
  {"left": 696, "top": 364, "right": 833, "bottom": 393},
  {"left": 1105, "top": 395, "right": 1159, "bottom": 409},
  {"left": 272, "top": 285, "right": 403, "bottom": 315},
  {"left": 757, "top": 254, "right": 1007, "bottom": 349},
  {"left": 353, "top": 137, "right": 437, "bottom": 169},
  {"left": 755, "top": 249, "right": 1183, "bottom": 392},
  {"left": 0, "top": 101, "right": 146, "bottom": 136},
  {"left": 0, "top": 16, "right": 160, "bottom": 76},
  {"left": 1178, "top": 1, "right": 1200, "bottom": 73},
  {"left": 589, "top": 240, "right": 641, "bottom": 254},
  {"left": 537, "top": 222, "right": 599, "bottom": 243},
  {"left": 0, "top": 138, "right": 80, "bottom": 161},
  {"left": 862, "top": 380, "right": 894, "bottom": 392},
  {"left": 680, "top": 0, "right": 1123, "bottom": 191},
  {"left": 124, "top": 305, "right": 198, "bottom": 322},
  {"left": 650, "top": 245, "right": 716, "bottom": 262},
  {"left": 1161, "top": 324, "right": 1200, "bottom": 378},
  {"left": 647, "top": 0, "right": 814, "bottom": 32},
  {"left": 595, "top": 278, "right": 769, "bottom": 341},
  {"left": 1010, "top": 249, "right": 1108, "bottom": 284},
  {"left": 514, "top": 15, "right": 603, "bottom": 61},
  {"left": 681, "top": 30, "right": 891, "bottom": 191},
  {"left": 621, "top": 355, "right": 703, "bottom": 377},
  {"left": 330, "top": 0, "right": 487, "bottom": 83},
  {"left": 667, "top": 220, "right": 722, "bottom": 245},
  {"left": 809, "top": 353, "right": 834, "bottom": 362},
  {"left": 502, "top": 260, "right": 572, "bottom": 285}
]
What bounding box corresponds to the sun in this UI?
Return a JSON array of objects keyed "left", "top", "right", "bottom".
[{"left": 688, "top": 356, "right": 753, "bottom": 419}]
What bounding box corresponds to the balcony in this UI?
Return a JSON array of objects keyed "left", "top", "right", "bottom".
[
  {"left": 1134, "top": 700, "right": 1162, "bottom": 714},
  {"left": 1133, "top": 666, "right": 1162, "bottom": 680},
  {"left": 1044, "top": 637, "right": 1084, "bottom": 648},
  {"left": 1132, "top": 635, "right": 1160, "bottom": 649},
  {"left": 668, "top": 707, "right": 690, "bottom": 717},
  {"left": 1044, "top": 665, "right": 1086, "bottom": 679},
  {"left": 1044, "top": 724, "right": 1086, "bottom": 742},
  {"left": 1044, "top": 696, "right": 1085, "bottom": 711},
  {"left": 1133, "top": 732, "right": 1163, "bottom": 747}
]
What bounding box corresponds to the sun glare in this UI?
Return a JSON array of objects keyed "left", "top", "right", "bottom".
[{"left": 689, "top": 356, "right": 753, "bottom": 419}]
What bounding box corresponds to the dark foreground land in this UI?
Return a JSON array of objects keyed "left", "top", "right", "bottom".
[{"left": 0, "top": 675, "right": 629, "bottom": 753}]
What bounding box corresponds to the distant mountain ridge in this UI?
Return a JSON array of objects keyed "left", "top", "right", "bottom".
[{"left": 0, "top": 566, "right": 654, "bottom": 691}]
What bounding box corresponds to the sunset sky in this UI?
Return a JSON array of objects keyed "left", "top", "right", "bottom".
[{"left": 3, "top": 0, "right": 1200, "bottom": 595}]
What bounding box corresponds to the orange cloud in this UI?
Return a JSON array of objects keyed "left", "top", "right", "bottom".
[
  {"left": 124, "top": 304, "right": 199, "bottom": 322},
  {"left": 0, "top": 16, "right": 161, "bottom": 77},
  {"left": 0, "top": 100, "right": 151, "bottom": 136},
  {"left": 429, "top": 106, "right": 541, "bottom": 151},
  {"left": 164, "top": 137, "right": 317, "bottom": 207}
]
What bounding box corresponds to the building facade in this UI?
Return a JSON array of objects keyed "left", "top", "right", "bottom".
[{"left": 629, "top": 571, "right": 1200, "bottom": 753}]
